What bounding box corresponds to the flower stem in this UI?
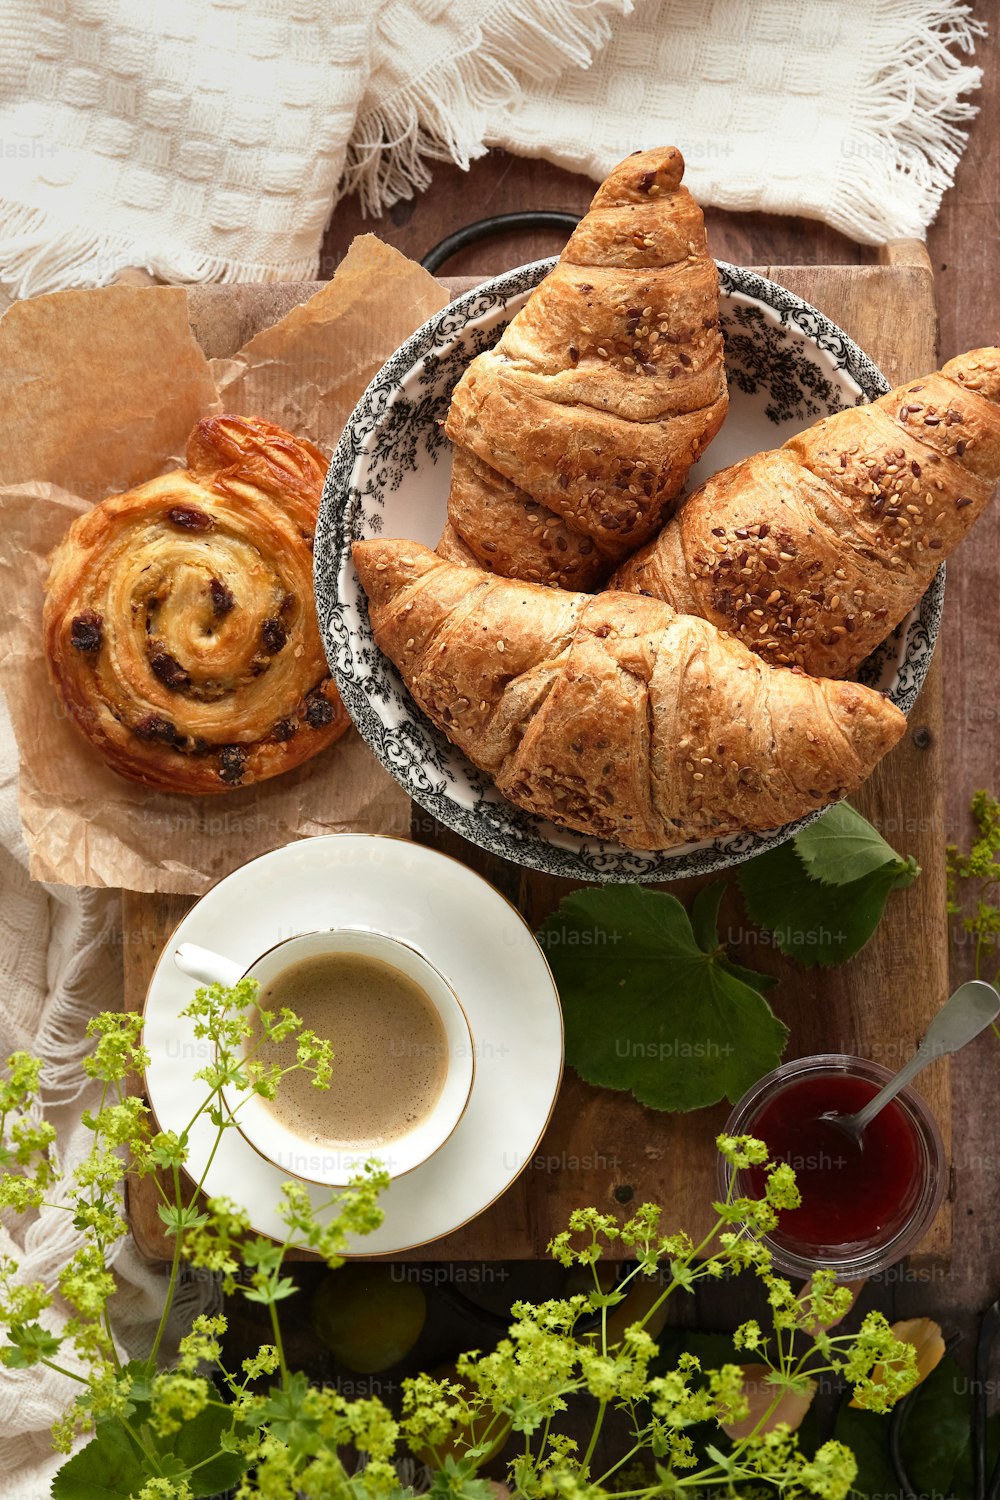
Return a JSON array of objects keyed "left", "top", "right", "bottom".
[
  {"left": 149, "top": 1163, "right": 185, "bottom": 1366},
  {"left": 40, "top": 1356, "right": 87, "bottom": 1383},
  {"left": 580, "top": 1398, "right": 607, "bottom": 1476},
  {"left": 268, "top": 1291, "right": 288, "bottom": 1384}
]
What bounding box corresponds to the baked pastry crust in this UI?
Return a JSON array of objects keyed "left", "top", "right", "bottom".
[
  {"left": 611, "top": 349, "right": 1000, "bottom": 678},
  {"left": 439, "top": 147, "right": 728, "bottom": 588},
  {"left": 44, "top": 414, "right": 349, "bottom": 794},
  {"left": 354, "top": 538, "right": 906, "bottom": 850}
]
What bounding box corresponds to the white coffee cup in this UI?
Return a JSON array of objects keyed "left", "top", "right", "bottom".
[{"left": 174, "top": 928, "right": 474, "bottom": 1187}]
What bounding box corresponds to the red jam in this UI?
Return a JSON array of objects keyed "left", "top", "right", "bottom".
[{"left": 744, "top": 1072, "right": 924, "bottom": 1253}]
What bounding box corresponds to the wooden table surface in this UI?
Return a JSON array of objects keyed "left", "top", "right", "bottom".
[{"left": 315, "top": 57, "right": 1000, "bottom": 1336}]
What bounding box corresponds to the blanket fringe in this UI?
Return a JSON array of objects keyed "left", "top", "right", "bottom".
[
  {"left": 344, "top": 0, "right": 632, "bottom": 217},
  {"left": 828, "top": 0, "right": 985, "bottom": 243},
  {"left": 0, "top": 200, "right": 320, "bottom": 301}
]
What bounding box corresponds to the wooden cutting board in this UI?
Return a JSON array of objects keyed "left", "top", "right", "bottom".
[{"left": 123, "top": 241, "right": 950, "bottom": 1261}]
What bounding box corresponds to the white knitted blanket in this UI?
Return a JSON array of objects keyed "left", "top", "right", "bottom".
[
  {"left": 0, "top": 0, "right": 985, "bottom": 297},
  {"left": 0, "top": 697, "right": 221, "bottom": 1499}
]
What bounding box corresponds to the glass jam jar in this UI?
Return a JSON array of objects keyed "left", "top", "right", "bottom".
[{"left": 718, "top": 1054, "right": 947, "bottom": 1281}]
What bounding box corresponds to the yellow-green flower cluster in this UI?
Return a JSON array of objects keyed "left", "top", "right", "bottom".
[{"left": 83, "top": 1012, "right": 148, "bottom": 1083}]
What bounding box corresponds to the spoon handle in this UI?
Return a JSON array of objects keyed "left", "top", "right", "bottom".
[{"left": 851, "top": 980, "right": 1000, "bottom": 1135}]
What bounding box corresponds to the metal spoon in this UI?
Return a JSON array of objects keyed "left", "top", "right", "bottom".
[{"left": 822, "top": 979, "right": 1000, "bottom": 1149}]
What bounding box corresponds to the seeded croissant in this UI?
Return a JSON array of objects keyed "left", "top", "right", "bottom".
[
  {"left": 44, "top": 415, "right": 350, "bottom": 794},
  {"left": 611, "top": 349, "right": 1000, "bottom": 679},
  {"left": 353, "top": 540, "right": 905, "bottom": 850},
  {"left": 437, "top": 146, "right": 728, "bottom": 590}
]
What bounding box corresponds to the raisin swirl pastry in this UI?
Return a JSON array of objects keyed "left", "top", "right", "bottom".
[{"left": 43, "top": 415, "right": 349, "bottom": 794}]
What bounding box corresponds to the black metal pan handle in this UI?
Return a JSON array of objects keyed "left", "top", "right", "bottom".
[{"left": 420, "top": 210, "right": 581, "bottom": 273}]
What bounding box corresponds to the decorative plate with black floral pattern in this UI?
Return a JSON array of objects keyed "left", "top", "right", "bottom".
[{"left": 315, "top": 260, "right": 942, "bottom": 883}]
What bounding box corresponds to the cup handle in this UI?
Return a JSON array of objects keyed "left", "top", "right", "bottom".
[{"left": 174, "top": 943, "right": 244, "bottom": 989}]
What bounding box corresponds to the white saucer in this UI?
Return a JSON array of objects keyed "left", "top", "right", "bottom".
[{"left": 142, "top": 835, "right": 564, "bottom": 1255}]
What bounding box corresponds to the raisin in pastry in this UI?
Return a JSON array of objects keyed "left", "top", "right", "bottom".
[{"left": 43, "top": 414, "right": 349, "bottom": 794}]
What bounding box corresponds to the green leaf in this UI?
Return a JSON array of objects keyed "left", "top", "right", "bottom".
[
  {"left": 426, "top": 1456, "right": 497, "bottom": 1499},
  {"left": 894, "top": 1353, "right": 974, "bottom": 1498},
  {"left": 794, "top": 803, "right": 916, "bottom": 888},
  {"left": 3, "top": 1321, "right": 62, "bottom": 1367},
  {"left": 588, "top": 1290, "right": 626, "bottom": 1310},
  {"left": 254, "top": 1371, "right": 315, "bottom": 1455},
  {"left": 243, "top": 1273, "right": 298, "bottom": 1305},
  {"left": 716, "top": 950, "right": 778, "bottom": 992},
  {"left": 738, "top": 839, "right": 903, "bottom": 967},
  {"left": 833, "top": 1353, "right": 983, "bottom": 1500},
  {"left": 705, "top": 1442, "right": 734, "bottom": 1473},
  {"left": 156, "top": 1203, "right": 209, "bottom": 1234},
  {"left": 689, "top": 882, "right": 726, "bottom": 952},
  {"left": 168, "top": 1403, "right": 246, "bottom": 1498},
  {"left": 689, "top": 885, "right": 776, "bottom": 991},
  {"left": 831, "top": 1399, "right": 900, "bottom": 1499},
  {"left": 539, "top": 886, "right": 788, "bottom": 1112},
  {"left": 51, "top": 1422, "right": 147, "bottom": 1500},
  {"left": 58, "top": 1386, "right": 246, "bottom": 1500},
  {"left": 242, "top": 1237, "right": 284, "bottom": 1273},
  {"left": 121, "top": 1360, "right": 154, "bottom": 1404}
]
